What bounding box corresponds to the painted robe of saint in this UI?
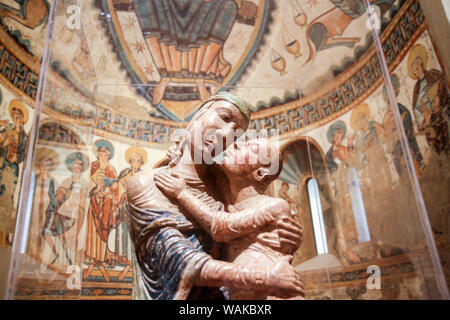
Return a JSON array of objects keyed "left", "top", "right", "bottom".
[
  {"left": 0, "top": 100, "right": 28, "bottom": 196},
  {"left": 382, "top": 74, "right": 423, "bottom": 178},
  {"left": 84, "top": 140, "right": 118, "bottom": 282},
  {"left": 115, "top": 146, "right": 148, "bottom": 281},
  {"left": 0, "top": 100, "right": 29, "bottom": 244},
  {"left": 348, "top": 103, "right": 386, "bottom": 170},
  {"left": 408, "top": 44, "right": 449, "bottom": 155},
  {"left": 133, "top": 0, "right": 241, "bottom": 103},
  {"left": 27, "top": 148, "right": 59, "bottom": 267},
  {"left": 326, "top": 120, "right": 350, "bottom": 174},
  {"left": 348, "top": 103, "right": 396, "bottom": 245},
  {"left": 41, "top": 152, "right": 90, "bottom": 269},
  {"left": 325, "top": 120, "right": 360, "bottom": 264}
]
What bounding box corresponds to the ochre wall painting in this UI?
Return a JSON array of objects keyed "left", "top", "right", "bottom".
[{"left": 0, "top": 0, "right": 448, "bottom": 299}]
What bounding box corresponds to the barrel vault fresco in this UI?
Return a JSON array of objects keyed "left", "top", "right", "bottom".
[{"left": 0, "top": 0, "right": 448, "bottom": 299}]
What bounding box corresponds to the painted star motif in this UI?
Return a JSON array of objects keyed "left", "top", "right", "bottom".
[
  {"left": 124, "top": 15, "right": 137, "bottom": 30},
  {"left": 144, "top": 63, "right": 154, "bottom": 76},
  {"left": 131, "top": 40, "right": 146, "bottom": 55}
]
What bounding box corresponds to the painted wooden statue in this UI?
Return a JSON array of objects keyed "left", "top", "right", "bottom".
[
  {"left": 154, "top": 139, "right": 304, "bottom": 300},
  {"left": 127, "top": 93, "right": 304, "bottom": 300}
]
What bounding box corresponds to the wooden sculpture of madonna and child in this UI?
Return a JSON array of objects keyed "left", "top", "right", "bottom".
[{"left": 126, "top": 93, "right": 305, "bottom": 300}]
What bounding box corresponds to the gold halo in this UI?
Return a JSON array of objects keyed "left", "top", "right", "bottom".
[
  {"left": 407, "top": 44, "right": 428, "bottom": 80},
  {"left": 9, "top": 100, "right": 29, "bottom": 124},
  {"left": 124, "top": 146, "right": 148, "bottom": 166},
  {"left": 350, "top": 103, "right": 370, "bottom": 131},
  {"left": 34, "top": 147, "right": 60, "bottom": 172}
]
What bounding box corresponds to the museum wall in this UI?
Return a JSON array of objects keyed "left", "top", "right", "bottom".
[{"left": 0, "top": 0, "right": 448, "bottom": 299}]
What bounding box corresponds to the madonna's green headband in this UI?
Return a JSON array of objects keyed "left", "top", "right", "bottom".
[{"left": 204, "top": 92, "right": 252, "bottom": 123}]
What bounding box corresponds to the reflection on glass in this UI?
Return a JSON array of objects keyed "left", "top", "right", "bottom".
[
  {"left": 346, "top": 167, "right": 370, "bottom": 243},
  {"left": 307, "top": 178, "right": 328, "bottom": 255},
  {"left": 19, "top": 174, "right": 34, "bottom": 254}
]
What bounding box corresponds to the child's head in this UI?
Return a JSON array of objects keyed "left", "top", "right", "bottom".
[{"left": 222, "top": 139, "right": 283, "bottom": 192}]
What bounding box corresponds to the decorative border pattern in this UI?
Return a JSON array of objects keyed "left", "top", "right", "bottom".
[
  {"left": 0, "top": 0, "right": 431, "bottom": 147},
  {"left": 0, "top": 40, "right": 39, "bottom": 100}
]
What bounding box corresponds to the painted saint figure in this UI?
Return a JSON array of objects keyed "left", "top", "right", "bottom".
[
  {"left": 305, "top": 0, "right": 395, "bottom": 62},
  {"left": 382, "top": 74, "right": 423, "bottom": 177},
  {"left": 348, "top": 103, "right": 385, "bottom": 169},
  {"left": 27, "top": 148, "right": 59, "bottom": 266},
  {"left": 133, "top": 0, "right": 240, "bottom": 103},
  {"left": 0, "top": 100, "right": 29, "bottom": 244},
  {"left": 324, "top": 121, "right": 360, "bottom": 264},
  {"left": 278, "top": 182, "right": 298, "bottom": 215},
  {"left": 348, "top": 103, "right": 397, "bottom": 244},
  {"left": 127, "top": 93, "right": 304, "bottom": 299},
  {"left": 84, "top": 140, "right": 118, "bottom": 282},
  {"left": 42, "top": 152, "right": 90, "bottom": 268},
  {"left": 408, "top": 44, "right": 449, "bottom": 155},
  {"left": 115, "top": 147, "right": 148, "bottom": 281},
  {"left": 325, "top": 120, "right": 350, "bottom": 174},
  {"left": 0, "top": 100, "right": 29, "bottom": 196}
]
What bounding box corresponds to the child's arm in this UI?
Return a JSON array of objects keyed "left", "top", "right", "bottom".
[{"left": 154, "top": 171, "right": 287, "bottom": 242}]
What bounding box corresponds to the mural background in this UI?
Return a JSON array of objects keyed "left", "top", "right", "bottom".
[{"left": 0, "top": 0, "right": 448, "bottom": 300}]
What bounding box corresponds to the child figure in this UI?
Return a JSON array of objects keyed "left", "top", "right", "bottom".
[{"left": 155, "top": 139, "right": 304, "bottom": 300}]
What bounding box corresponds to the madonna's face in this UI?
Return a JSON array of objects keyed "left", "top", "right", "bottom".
[{"left": 187, "top": 100, "right": 248, "bottom": 161}]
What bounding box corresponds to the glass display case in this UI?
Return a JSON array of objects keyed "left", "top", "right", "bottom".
[{"left": 1, "top": 0, "right": 448, "bottom": 300}]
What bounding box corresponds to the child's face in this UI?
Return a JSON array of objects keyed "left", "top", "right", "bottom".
[{"left": 223, "top": 139, "right": 278, "bottom": 178}]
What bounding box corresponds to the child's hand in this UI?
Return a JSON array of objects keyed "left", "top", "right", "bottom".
[
  {"left": 266, "top": 255, "right": 304, "bottom": 298},
  {"left": 154, "top": 171, "right": 186, "bottom": 198}
]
